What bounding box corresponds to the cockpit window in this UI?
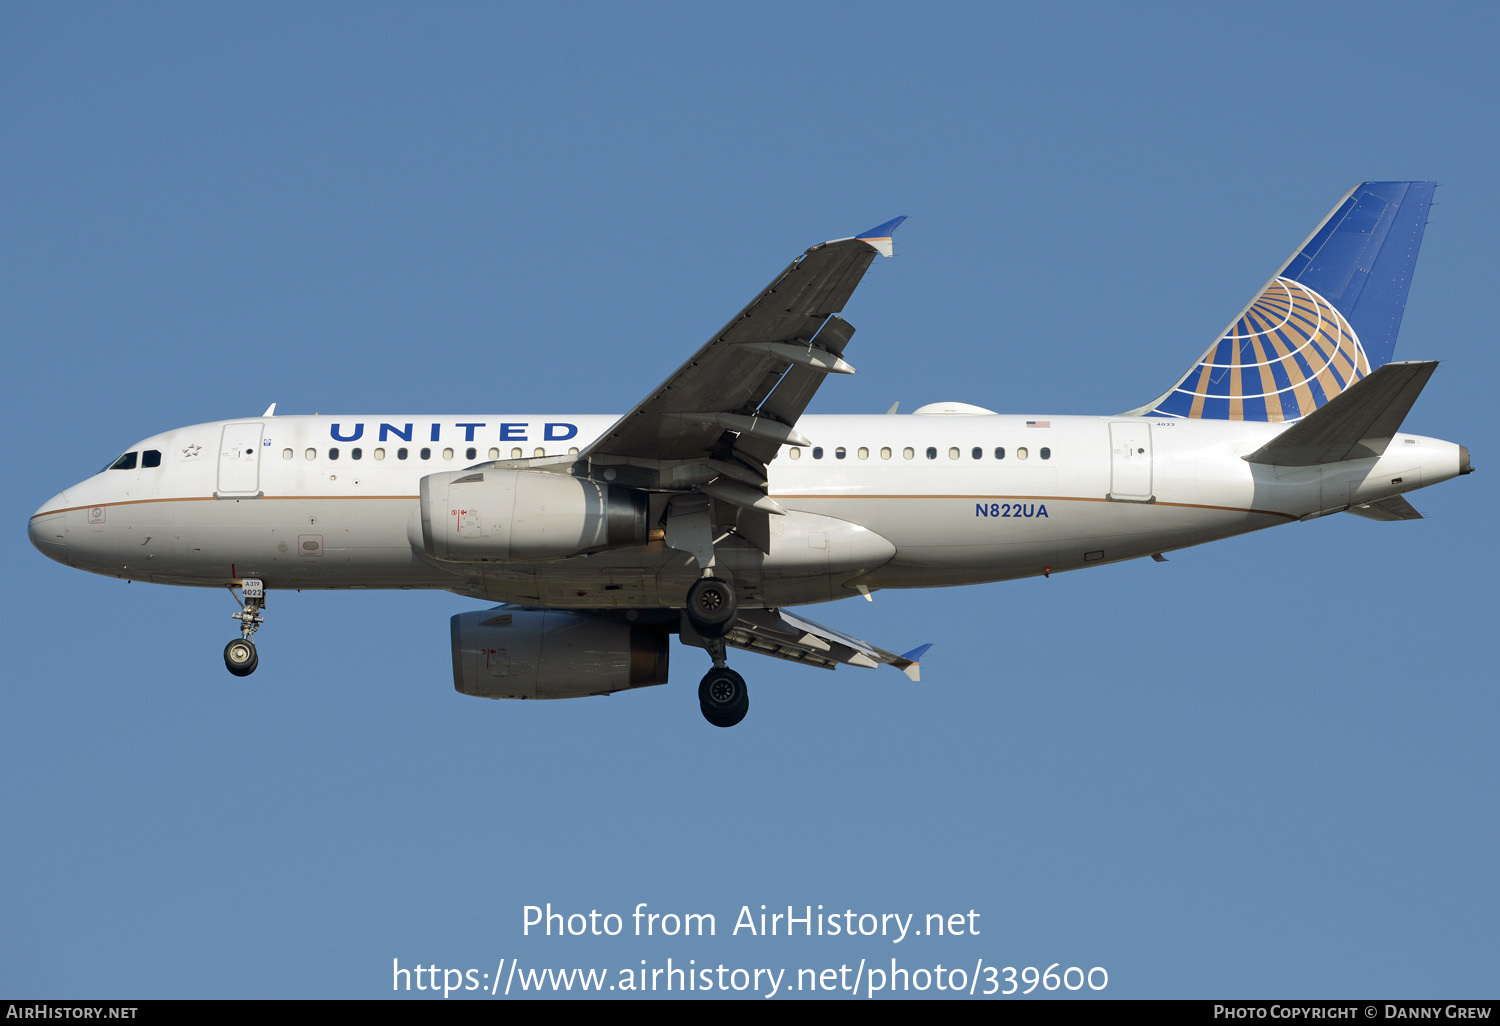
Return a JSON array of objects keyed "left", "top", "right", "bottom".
[
  {"left": 108, "top": 452, "right": 138, "bottom": 471},
  {"left": 142, "top": 449, "right": 162, "bottom": 468}
]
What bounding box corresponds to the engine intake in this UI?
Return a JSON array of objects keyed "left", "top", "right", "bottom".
[
  {"left": 419, "top": 468, "right": 648, "bottom": 562},
  {"left": 450, "top": 608, "right": 670, "bottom": 700}
]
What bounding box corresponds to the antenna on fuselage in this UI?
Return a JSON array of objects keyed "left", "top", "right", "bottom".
[{"left": 262, "top": 403, "right": 277, "bottom": 417}]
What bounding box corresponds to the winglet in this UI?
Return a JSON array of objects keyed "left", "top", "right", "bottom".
[
  {"left": 855, "top": 215, "right": 908, "bottom": 258},
  {"left": 895, "top": 642, "right": 933, "bottom": 682}
]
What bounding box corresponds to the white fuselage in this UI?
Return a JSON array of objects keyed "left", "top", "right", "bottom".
[{"left": 28, "top": 412, "right": 1466, "bottom": 609}]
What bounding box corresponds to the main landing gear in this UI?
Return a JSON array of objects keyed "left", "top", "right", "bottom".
[
  {"left": 683, "top": 574, "right": 748, "bottom": 727},
  {"left": 225, "top": 578, "right": 265, "bottom": 677}
]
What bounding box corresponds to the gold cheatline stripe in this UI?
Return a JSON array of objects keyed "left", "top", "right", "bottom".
[
  {"left": 777, "top": 494, "right": 1297, "bottom": 520},
  {"left": 35, "top": 492, "right": 1299, "bottom": 523},
  {"left": 32, "top": 495, "right": 421, "bottom": 517}
]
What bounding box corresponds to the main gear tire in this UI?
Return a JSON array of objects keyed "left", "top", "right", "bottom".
[
  {"left": 698, "top": 667, "right": 748, "bottom": 728},
  {"left": 686, "top": 577, "right": 736, "bottom": 639}
]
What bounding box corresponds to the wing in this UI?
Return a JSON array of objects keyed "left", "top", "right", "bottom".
[
  {"left": 725, "top": 607, "right": 932, "bottom": 682},
  {"left": 578, "top": 217, "right": 906, "bottom": 506}
]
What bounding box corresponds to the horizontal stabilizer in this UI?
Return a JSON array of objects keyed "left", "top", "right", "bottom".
[
  {"left": 1345, "top": 495, "right": 1423, "bottom": 521},
  {"left": 1244, "top": 361, "right": 1437, "bottom": 466}
]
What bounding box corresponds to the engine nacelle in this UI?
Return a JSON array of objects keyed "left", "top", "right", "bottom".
[
  {"left": 450, "top": 608, "right": 670, "bottom": 700},
  {"left": 419, "top": 468, "right": 648, "bottom": 562}
]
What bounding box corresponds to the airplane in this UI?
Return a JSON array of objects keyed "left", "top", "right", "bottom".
[{"left": 28, "top": 181, "right": 1472, "bottom": 728}]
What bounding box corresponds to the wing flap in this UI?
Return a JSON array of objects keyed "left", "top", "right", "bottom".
[{"left": 724, "top": 608, "right": 930, "bottom": 681}]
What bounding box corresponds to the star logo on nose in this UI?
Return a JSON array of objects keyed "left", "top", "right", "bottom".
[{"left": 182, "top": 444, "right": 202, "bottom": 458}]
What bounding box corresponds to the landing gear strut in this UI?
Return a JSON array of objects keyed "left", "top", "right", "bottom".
[
  {"left": 225, "top": 578, "right": 265, "bottom": 677},
  {"left": 666, "top": 499, "right": 748, "bottom": 725}
]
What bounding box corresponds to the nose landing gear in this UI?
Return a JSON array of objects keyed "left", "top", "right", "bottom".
[{"left": 225, "top": 578, "right": 265, "bottom": 677}]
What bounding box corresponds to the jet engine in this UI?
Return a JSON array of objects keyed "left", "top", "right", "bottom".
[
  {"left": 419, "top": 468, "right": 648, "bottom": 562},
  {"left": 450, "top": 608, "right": 670, "bottom": 700}
]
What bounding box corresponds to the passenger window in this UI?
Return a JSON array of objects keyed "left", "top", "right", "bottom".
[
  {"left": 488, "top": 448, "right": 499, "bottom": 459},
  {"left": 1041, "top": 447, "right": 1051, "bottom": 460},
  {"left": 948, "top": 447, "right": 960, "bottom": 460},
  {"left": 789, "top": 447, "right": 801, "bottom": 460},
  {"left": 1017, "top": 447, "right": 1029, "bottom": 460},
  {"left": 397, "top": 448, "right": 409, "bottom": 460},
  {"left": 142, "top": 450, "right": 162, "bottom": 468},
  {"left": 465, "top": 447, "right": 477, "bottom": 460},
  {"left": 281, "top": 448, "right": 293, "bottom": 461},
  {"left": 305, "top": 448, "right": 316, "bottom": 461},
  {"left": 903, "top": 447, "right": 915, "bottom": 460},
  {"left": 568, "top": 447, "right": 579, "bottom": 456},
  {"left": 813, "top": 447, "right": 824, "bottom": 459},
  {"left": 374, "top": 448, "right": 386, "bottom": 460},
  {"left": 857, "top": 447, "right": 869, "bottom": 460},
  {"left": 109, "top": 452, "right": 138, "bottom": 470},
  {"left": 351, "top": 447, "right": 363, "bottom": 460},
  {"left": 835, "top": 446, "right": 847, "bottom": 460},
  {"left": 926, "top": 447, "right": 937, "bottom": 460},
  {"left": 534, "top": 447, "right": 546, "bottom": 458},
  {"left": 995, "top": 447, "right": 1005, "bottom": 460},
  {"left": 329, "top": 448, "right": 339, "bottom": 461},
  {"left": 510, "top": 447, "right": 523, "bottom": 459},
  {"left": 971, "top": 447, "right": 982, "bottom": 460},
  {"left": 443, "top": 448, "right": 455, "bottom": 460},
  {"left": 420, "top": 447, "right": 431, "bottom": 460},
  {"left": 880, "top": 447, "right": 892, "bottom": 460}
]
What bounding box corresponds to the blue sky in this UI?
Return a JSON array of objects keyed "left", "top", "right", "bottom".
[{"left": 3, "top": 2, "right": 1495, "bottom": 999}]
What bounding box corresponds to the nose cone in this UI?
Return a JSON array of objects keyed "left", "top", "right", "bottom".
[{"left": 28, "top": 494, "right": 68, "bottom": 556}]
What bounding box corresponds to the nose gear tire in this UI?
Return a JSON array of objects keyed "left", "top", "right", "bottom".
[{"left": 224, "top": 638, "right": 259, "bottom": 677}]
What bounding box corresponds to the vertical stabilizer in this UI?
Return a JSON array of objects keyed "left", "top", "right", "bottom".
[{"left": 1137, "top": 181, "right": 1434, "bottom": 422}]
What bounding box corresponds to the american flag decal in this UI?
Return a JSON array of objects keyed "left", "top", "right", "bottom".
[{"left": 1026, "top": 420, "right": 1051, "bottom": 428}]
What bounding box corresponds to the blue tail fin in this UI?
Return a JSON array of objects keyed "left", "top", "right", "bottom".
[{"left": 1139, "top": 181, "right": 1434, "bottom": 422}]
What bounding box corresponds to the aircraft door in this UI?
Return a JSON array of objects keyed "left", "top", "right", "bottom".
[
  {"left": 217, "top": 422, "right": 265, "bottom": 497},
  {"left": 1107, "top": 422, "right": 1154, "bottom": 502}
]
